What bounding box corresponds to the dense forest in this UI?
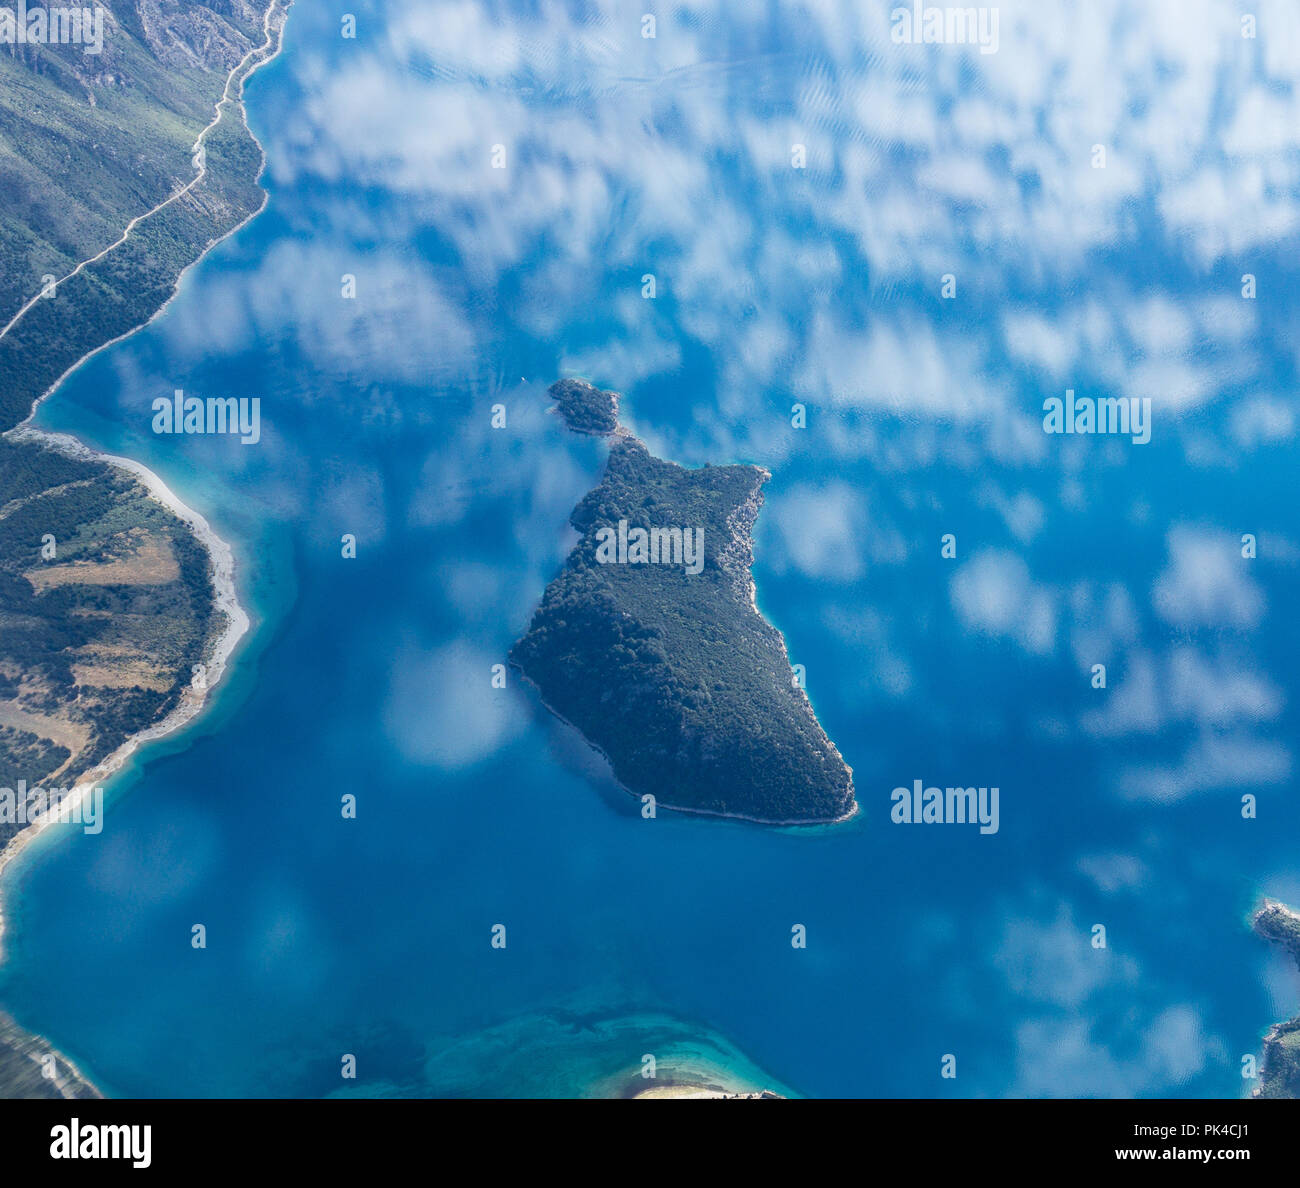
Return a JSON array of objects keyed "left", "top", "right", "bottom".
[
  {"left": 511, "top": 434, "right": 855, "bottom": 823},
  {"left": 549, "top": 378, "right": 620, "bottom": 436}
]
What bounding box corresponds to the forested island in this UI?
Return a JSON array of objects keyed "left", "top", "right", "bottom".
[
  {"left": 548, "top": 378, "right": 620, "bottom": 436},
  {"left": 510, "top": 379, "right": 855, "bottom": 824}
]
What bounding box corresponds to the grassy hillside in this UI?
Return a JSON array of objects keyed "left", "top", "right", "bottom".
[
  {"left": 0, "top": 0, "right": 266, "bottom": 328},
  {"left": 0, "top": 0, "right": 289, "bottom": 430}
]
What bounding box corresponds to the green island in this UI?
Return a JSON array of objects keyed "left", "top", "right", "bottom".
[
  {"left": 510, "top": 379, "right": 856, "bottom": 824},
  {"left": 1251, "top": 899, "right": 1300, "bottom": 1098},
  {"left": 548, "top": 377, "right": 620, "bottom": 436},
  {"left": 0, "top": 0, "right": 290, "bottom": 1096}
]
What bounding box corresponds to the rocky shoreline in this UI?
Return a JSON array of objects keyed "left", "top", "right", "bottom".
[{"left": 1250, "top": 898, "right": 1300, "bottom": 1099}]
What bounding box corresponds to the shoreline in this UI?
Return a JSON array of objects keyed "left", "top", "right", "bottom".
[
  {"left": 512, "top": 664, "right": 859, "bottom": 828},
  {"left": 1249, "top": 897, "right": 1300, "bottom": 1098},
  {"left": 598, "top": 1051, "right": 791, "bottom": 1100},
  {"left": 0, "top": 1009, "right": 104, "bottom": 1100},
  {"left": 0, "top": 0, "right": 291, "bottom": 1095},
  {"left": 0, "top": 0, "right": 289, "bottom": 929},
  {"left": 0, "top": 432, "right": 252, "bottom": 1099},
  {"left": 4, "top": 0, "right": 291, "bottom": 428},
  {"left": 0, "top": 428, "right": 251, "bottom": 939},
  {"left": 517, "top": 408, "right": 858, "bottom": 828},
  {"left": 631, "top": 1082, "right": 782, "bottom": 1099}
]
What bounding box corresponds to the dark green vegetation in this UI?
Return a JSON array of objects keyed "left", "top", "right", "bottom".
[
  {"left": 511, "top": 405, "right": 855, "bottom": 823},
  {"left": 0, "top": 726, "right": 70, "bottom": 789},
  {"left": 549, "top": 378, "right": 620, "bottom": 436},
  {"left": 1253, "top": 900, "right": 1300, "bottom": 1098},
  {"left": 1256, "top": 1023, "right": 1300, "bottom": 1099}
]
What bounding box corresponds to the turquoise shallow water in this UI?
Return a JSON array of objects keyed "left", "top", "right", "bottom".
[{"left": 2, "top": 1, "right": 1299, "bottom": 1097}]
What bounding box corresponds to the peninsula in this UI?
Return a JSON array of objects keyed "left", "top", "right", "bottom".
[
  {"left": 510, "top": 379, "right": 856, "bottom": 824},
  {"left": 0, "top": 0, "right": 290, "bottom": 1096}
]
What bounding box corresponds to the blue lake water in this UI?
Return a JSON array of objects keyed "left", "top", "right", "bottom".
[{"left": 2, "top": 1, "right": 1298, "bottom": 1097}]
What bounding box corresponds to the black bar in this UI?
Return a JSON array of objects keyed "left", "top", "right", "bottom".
[{"left": 0, "top": 1098, "right": 1289, "bottom": 1174}]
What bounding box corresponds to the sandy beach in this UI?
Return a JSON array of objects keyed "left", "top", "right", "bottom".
[
  {"left": 0, "top": 1008, "right": 104, "bottom": 1099},
  {"left": 608, "top": 1053, "right": 789, "bottom": 1100},
  {"left": 633, "top": 1084, "right": 782, "bottom": 1099},
  {"left": 0, "top": 0, "right": 289, "bottom": 902},
  {"left": 0, "top": 428, "right": 251, "bottom": 938},
  {"left": 0, "top": 426, "right": 252, "bottom": 1095},
  {"left": 0, "top": 3, "right": 290, "bottom": 1093}
]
